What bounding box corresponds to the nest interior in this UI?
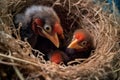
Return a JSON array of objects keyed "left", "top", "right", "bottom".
[{"left": 0, "top": 0, "right": 120, "bottom": 80}]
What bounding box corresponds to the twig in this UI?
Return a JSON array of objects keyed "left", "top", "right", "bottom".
[
  {"left": 72, "top": 0, "right": 82, "bottom": 6},
  {"left": 52, "top": 0, "right": 61, "bottom": 7},
  {"left": 94, "top": 8, "right": 102, "bottom": 16},
  {"left": 0, "top": 53, "right": 43, "bottom": 67},
  {"left": 0, "top": 18, "right": 4, "bottom": 25},
  {"left": 9, "top": 50, "right": 25, "bottom": 80},
  {"left": 17, "top": 22, "right": 22, "bottom": 40},
  {"left": 0, "top": 60, "right": 19, "bottom": 66},
  {"left": 67, "top": 0, "right": 71, "bottom": 15},
  {"left": 63, "top": 0, "right": 67, "bottom": 7},
  {"left": 13, "top": 65, "right": 25, "bottom": 80}
]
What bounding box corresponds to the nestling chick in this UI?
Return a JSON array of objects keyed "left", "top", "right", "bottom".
[
  {"left": 66, "top": 29, "right": 94, "bottom": 60},
  {"left": 15, "top": 5, "right": 64, "bottom": 48},
  {"left": 48, "top": 50, "right": 69, "bottom": 64}
]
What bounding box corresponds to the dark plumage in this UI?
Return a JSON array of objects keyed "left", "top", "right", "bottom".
[
  {"left": 66, "top": 29, "right": 94, "bottom": 61},
  {"left": 15, "top": 5, "right": 64, "bottom": 48}
]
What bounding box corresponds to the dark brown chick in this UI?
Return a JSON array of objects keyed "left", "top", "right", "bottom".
[
  {"left": 15, "top": 5, "right": 64, "bottom": 48},
  {"left": 66, "top": 29, "right": 94, "bottom": 60}
]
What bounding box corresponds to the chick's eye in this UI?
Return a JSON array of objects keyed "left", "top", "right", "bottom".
[
  {"left": 79, "top": 41, "right": 87, "bottom": 47},
  {"left": 44, "top": 24, "right": 52, "bottom": 33}
]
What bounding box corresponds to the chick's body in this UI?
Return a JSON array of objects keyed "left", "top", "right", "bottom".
[
  {"left": 14, "top": 5, "right": 65, "bottom": 60},
  {"left": 66, "top": 29, "right": 94, "bottom": 61},
  {"left": 15, "top": 5, "right": 64, "bottom": 48}
]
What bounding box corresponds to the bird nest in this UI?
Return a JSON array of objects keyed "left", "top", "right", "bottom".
[{"left": 0, "top": 0, "right": 120, "bottom": 79}]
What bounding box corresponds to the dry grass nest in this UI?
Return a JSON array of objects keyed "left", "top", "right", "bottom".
[{"left": 0, "top": 0, "right": 120, "bottom": 80}]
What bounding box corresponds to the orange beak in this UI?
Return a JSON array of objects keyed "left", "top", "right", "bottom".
[
  {"left": 42, "top": 30, "right": 59, "bottom": 48},
  {"left": 67, "top": 39, "right": 83, "bottom": 50}
]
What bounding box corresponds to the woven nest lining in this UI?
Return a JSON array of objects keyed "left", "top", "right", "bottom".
[{"left": 0, "top": 0, "right": 120, "bottom": 79}]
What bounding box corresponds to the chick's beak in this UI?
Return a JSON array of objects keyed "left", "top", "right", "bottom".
[
  {"left": 67, "top": 39, "right": 83, "bottom": 49},
  {"left": 42, "top": 30, "right": 59, "bottom": 48}
]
